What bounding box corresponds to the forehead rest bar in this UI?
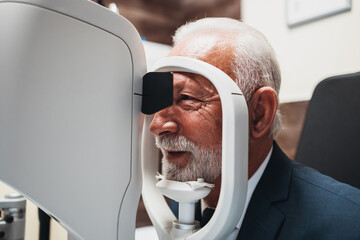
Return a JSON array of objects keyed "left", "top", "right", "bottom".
[{"left": 141, "top": 72, "right": 173, "bottom": 115}]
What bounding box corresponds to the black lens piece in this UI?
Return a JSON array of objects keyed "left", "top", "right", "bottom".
[{"left": 141, "top": 72, "right": 173, "bottom": 115}]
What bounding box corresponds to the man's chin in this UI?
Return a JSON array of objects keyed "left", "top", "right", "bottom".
[
  {"left": 165, "top": 176, "right": 196, "bottom": 182},
  {"left": 162, "top": 167, "right": 196, "bottom": 182}
]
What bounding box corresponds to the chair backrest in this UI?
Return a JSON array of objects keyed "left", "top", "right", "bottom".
[{"left": 295, "top": 72, "right": 360, "bottom": 189}]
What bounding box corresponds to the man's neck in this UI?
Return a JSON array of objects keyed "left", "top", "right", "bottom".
[
  {"left": 248, "top": 136, "right": 273, "bottom": 178},
  {"left": 203, "top": 176, "right": 221, "bottom": 208}
]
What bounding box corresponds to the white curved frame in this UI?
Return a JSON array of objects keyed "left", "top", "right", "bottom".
[{"left": 142, "top": 56, "right": 248, "bottom": 240}]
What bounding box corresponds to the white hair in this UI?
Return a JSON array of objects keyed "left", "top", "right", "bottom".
[{"left": 173, "top": 18, "right": 282, "bottom": 136}]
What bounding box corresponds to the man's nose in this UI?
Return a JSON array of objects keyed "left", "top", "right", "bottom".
[{"left": 149, "top": 107, "right": 179, "bottom": 137}]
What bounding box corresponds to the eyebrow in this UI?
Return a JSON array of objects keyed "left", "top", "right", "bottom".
[
  {"left": 174, "top": 83, "right": 185, "bottom": 92},
  {"left": 173, "top": 73, "right": 215, "bottom": 96}
]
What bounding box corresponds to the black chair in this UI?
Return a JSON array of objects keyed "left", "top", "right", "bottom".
[{"left": 295, "top": 72, "right": 360, "bottom": 189}]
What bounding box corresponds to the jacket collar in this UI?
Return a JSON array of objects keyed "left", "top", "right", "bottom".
[{"left": 237, "top": 142, "right": 293, "bottom": 239}]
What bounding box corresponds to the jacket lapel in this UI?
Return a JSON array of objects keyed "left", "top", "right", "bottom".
[{"left": 237, "top": 142, "right": 293, "bottom": 240}]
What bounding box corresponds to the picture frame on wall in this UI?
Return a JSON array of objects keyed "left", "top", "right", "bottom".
[{"left": 287, "top": 0, "right": 352, "bottom": 27}]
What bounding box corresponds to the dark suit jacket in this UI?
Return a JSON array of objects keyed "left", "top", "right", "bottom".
[{"left": 238, "top": 142, "right": 360, "bottom": 240}]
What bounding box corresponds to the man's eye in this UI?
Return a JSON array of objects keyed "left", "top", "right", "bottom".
[
  {"left": 180, "top": 94, "right": 197, "bottom": 101},
  {"left": 177, "top": 94, "right": 202, "bottom": 110}
]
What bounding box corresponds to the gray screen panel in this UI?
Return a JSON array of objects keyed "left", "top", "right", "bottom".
[{"left": 0, "top": 2, "right": 135, "bottom": 238}]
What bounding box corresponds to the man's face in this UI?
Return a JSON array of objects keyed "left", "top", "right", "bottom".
[
  {"left": 150, "top": 72, "right": 223, "bottom": 182},
  {"left": 150, "top": 32, "right": 236, "bottom": 182}
]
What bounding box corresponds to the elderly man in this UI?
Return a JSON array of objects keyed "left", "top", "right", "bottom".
[{"left": 150, "top": 18, "right": 360, "bottom": 239}]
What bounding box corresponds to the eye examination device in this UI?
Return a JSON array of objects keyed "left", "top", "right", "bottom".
[{"left": 0, "top": 0, "right": 248, "bottom": 239}]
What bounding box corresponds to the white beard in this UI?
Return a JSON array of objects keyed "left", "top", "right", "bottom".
[{"left": 155, "top": 135, "right": 221, "bottom": 182}]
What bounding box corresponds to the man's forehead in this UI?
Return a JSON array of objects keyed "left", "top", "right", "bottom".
[
  {"left": 169, "top": 31, "right": 237, "bottom": 82},
  {"left": 170, "top": 31, "right": 231, "bottom": 55},
  {"left": 172, "top": 72, "right": 218, "bottom": 94},
  {"left": 170, "top": 34, "right": 220, "bottom": 59}
]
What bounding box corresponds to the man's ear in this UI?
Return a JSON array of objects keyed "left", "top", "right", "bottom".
[{"left": 249, "top": 87, "right": 278, "bottom": 138}]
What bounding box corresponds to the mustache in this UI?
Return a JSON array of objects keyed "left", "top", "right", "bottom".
[
  {"left": 157, "top": 135, "right": 223, "bottom": 182},
  {"left": 154, "top": 135, "right": 198, "bottom": 152}
]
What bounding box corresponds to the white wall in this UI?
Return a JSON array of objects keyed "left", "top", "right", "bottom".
[
  {"left": 242, "top": 0, "right": 360, "bottom": 102},
  {"left": 143, "top": 40, "right": 171, "bottom": 70}
]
